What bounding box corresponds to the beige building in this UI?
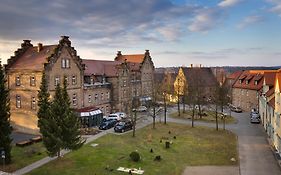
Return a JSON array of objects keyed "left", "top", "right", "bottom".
[{"left": 5, "top": 36, "right": 155, "bottom": 134}]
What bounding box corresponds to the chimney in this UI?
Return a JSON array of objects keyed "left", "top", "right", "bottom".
[
  {"left": 145, "top": 50, "right": 150, "bottom": 56},
  {"left": 37, "top": 43, "right": 43, "bottom": 52},
  {"left": 59, "top": 35, "right": 71, "bottom": 46},
  {"left": 117, "top": 51, "right": 122, "bottom": 56},
  {"left": 21, "top": 40, "right": 32, "bottom": 48},
  {"left": 190, "top": 64, "right": 193, "bottom": 68}
]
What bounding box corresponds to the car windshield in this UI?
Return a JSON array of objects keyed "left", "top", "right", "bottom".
[{"left": 109, "top": 114, "right": 117, "bottom": 117}]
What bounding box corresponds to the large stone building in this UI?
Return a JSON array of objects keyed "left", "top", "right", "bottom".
[{"left": 5, "top": 36, "right": 154, "bottom": 133}]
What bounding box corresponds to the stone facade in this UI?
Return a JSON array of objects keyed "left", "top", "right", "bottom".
[{"left": 232, "top": 88, "right": 259, "bottom": 111}]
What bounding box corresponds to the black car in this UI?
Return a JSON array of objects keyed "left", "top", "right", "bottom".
[
  {"left": 250, "top": 113, "right": 260, "bottom": 124},
  {"left": 99, "top": 119, "right": 117, "bottom": 130},
  {"left": 114, "top": 120, "right": 133, "bottom": 133}
]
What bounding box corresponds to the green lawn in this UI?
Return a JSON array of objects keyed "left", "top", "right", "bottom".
[
  {"left": 28, "top": 123, "right": 238, "bottom": 175},
  {"left": 0, "top": 142, "right": 46, "bottom": 172},
  {"left": 170, "top": 110, "right": 237, "bottom": 124}
]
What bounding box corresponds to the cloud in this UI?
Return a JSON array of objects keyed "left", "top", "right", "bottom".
[
  {"left": 266, "top": 0, "right": 281, "bottom": 17},
  {"left": 237, "top": 15, "right": 264, "bottom": 29},
  {"left": 188, "top": 8, "right": 223, "bottom": 33},
  {"left": 218, "top": 0, "right": 241, "bottom": 8}
]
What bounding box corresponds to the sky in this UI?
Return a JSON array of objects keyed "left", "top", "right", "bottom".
[{"left": 0, "top": 0, "right": 281, "bottom": 67}]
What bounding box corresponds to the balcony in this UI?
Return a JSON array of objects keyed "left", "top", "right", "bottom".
[{"left": 84, "top": 82, "right": 111, "bottom": 89}]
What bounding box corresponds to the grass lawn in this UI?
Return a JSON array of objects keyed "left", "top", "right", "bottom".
[
  {"left": 28, "top": 123, "right": 238, "bottom": 175},
  {"left": 170, "top": 110, "right": 237, "bottom": 124},
  {"left": 0, "top": 142, "right": 46, "bottom": 172}
]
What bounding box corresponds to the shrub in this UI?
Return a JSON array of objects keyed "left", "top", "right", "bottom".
[
  {"left": 130, "top": 151, "right": 140, "bottom": 162},
  {"left": 154, "top": 155, "right": 161, "bottom": 161}
]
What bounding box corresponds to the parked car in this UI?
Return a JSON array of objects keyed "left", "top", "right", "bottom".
[
  {"left": 115, "top": 112, "right": 127, "bottom": 119},
  {"left": 114, "top": 120, "right": 133, "bottom": 133},
  {"left": 106, "top": 113, "right": 123, "bottom": 121},
  {"left": 250, "top": 108, "right": 258, "bottom": 117},
  {"left": 132, "top": 106, "right": 147, "bottom": 112},
  {"left": 231, "top": 106, "right": 242, "bottom": 113},
  {"left": 250, "top": 113, "right": 260, "bottom": 124},
  {"left": 99, "top": 119, "right": 117, "bottom": 130}
]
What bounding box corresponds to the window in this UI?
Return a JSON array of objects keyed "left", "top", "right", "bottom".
[
  {"left": 31, "top": 97, "right": 36, "bottom": 110},
  {"left": 123, "top": 80, "right": 126, "bottom": 87},
  {"left": 88, "top": 95, "right": 92, "bottom": 103},
  {"left": 16, "top": 95, "right": 21, "bottom": 108},
  {"left": 106, "top": 92, "right": 110, "bottom": 100},
  {"left": 72, "top": 94, "right": 77, "bottom": 106},
  {"left": 246, "top": 90, "right": 249, "bottom": 96},
  {"left": 72, "top": 75, "right": 77, "bottom": 85},
  {"left": 106, "top": 105, "right": 109, "bottom": 114},
  {"left": 16, "top": 76, "right": 20, "bottom": 86},
  {"left": 95, "top": 94, "right": 98, "bottom": 101},
  {"left": 62, "top": 59, "right": 70, "bottom": 68},
  {"left": 101, "top": 93, "right": 104, "bottom": 100},
  {"left": 30, "top": 76, "right": 36, "bottom": 86},
  {"left": 246, "top": 80, "right": 249, "bottom": 84},
  {"left": 64, "top": 76, "right": 68, "bottom": 84},
  {"left": 55, "top": 76, "right": 60, "bottom": 86},
  {"left": 239, "top": 80, "right": 242, "bottom": 84}
]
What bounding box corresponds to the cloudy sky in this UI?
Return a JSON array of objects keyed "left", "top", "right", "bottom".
[{"left": 0, "top": 0, "right": 280, "bottom": 67}]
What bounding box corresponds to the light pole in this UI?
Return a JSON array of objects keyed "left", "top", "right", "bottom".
[{"left": 0, "top": 148, "right": 5, "bottom": 170}]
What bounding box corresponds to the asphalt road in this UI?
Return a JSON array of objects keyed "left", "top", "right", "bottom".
[
  {"left": 166, "top": 108, "right": 281, "bottom": 175},
  {"left": 229, "top": 112, "right": 281, "bottom": 175}
]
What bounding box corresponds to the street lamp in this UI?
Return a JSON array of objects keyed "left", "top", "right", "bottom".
[{"left": 0, "top": 147, "right": 5, "bottom": 169}]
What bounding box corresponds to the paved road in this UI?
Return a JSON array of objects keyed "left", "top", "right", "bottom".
[{"left": 166, "top": 107, "right": 281, "bottom": 175}]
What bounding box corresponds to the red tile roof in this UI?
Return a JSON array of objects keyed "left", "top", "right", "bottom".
[
  {"left": 82, "top": 59, "right": 121, "bottom": 77},
  {"left": 264, "top": 72, "right": 277, "bottom": 86},
  {"left": 265, "top": 87, "right": 275, "bottom": 97},
  {"left": 115, "top": 54, "right": 145, "bottom": 63},
  {"left": 277, "top": 71, "right": 281, "bottom": 90},
  {"left": 233, "top": 70, "right": 264, "bottom": 90},
  {"left": 227, "top": 71, "right": 243, "bottom": 80},
  {"left": 8, "top": 45, "right": 57, "bottom": 71},
  {"left": 268, "top": 97, "right": 275, "bottom": 109}
]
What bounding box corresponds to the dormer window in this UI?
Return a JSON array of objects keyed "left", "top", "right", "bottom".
[
  {"left": 254, "top": 80, "right": 258, "bottom": 85},
  {"left": 16, "top": 76, "right": 21, "bottom": 86},
  {"left": 62, "top": 58, "right": 70, "bottom": 68},
  {"left": 246, "top": 80, "right": 249, "bottom": 84},
  {"left": 239, "top": 80, "right": 242, "bottom": 84}
]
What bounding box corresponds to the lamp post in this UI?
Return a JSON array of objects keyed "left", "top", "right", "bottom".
[{"left": 0, "top": 148, "right": 5, "bottom": 170}]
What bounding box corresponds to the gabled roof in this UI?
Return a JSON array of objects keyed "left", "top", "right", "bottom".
[
  {"left": 233, "top": 70, "right": 264, "bottom": 90},
  {"left": 82, "top": 59, "right": 121, "bottom": 77},
  {"left": 182, "top": 67, "right": 218, "bottom": 87},
  {"left": 268, "top": 97, "right": 275, "bottom": 109},
  {"left": 8, "top": 45, "right": 57, "bottom": 71}
]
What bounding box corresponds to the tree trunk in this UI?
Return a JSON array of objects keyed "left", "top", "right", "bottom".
[
  {"left": 133, "top": 110, "right": 136, "bottom": 137},
  {"left": 192, "top": 104, "right": 195, "bottom": 127},
  {"left": 164, "top": 93, "right": 167, "bottom": 124},
  {"left": 177, "top": 95, "right": 180, "bottom": 117},
  {"left": 215, "top": 103, "right": 218, "bottom": 131},
  {"left": 223, "top": 116, "right": 225, "bottom": 130},
  {"left": 198, "top": 104, "right": 202, "bottom": 119},
  {"left": 153, "top": 105, "right": 156, "bottom": 129}
]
